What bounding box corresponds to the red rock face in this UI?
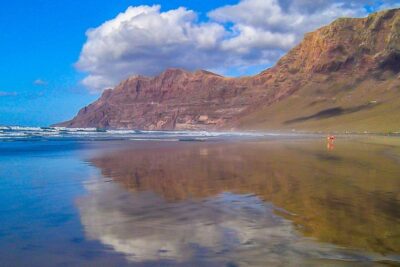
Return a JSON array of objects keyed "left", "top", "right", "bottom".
[
  {"left": 59, "top": 70, "right": 254, "bottom": 130},
  {"left": 56, "top": 9, "right": 400, "bottom": 130}
]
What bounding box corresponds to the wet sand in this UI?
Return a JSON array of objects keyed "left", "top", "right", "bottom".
[{"left": 0, "top": 136, "right": 399, "bottom": 266}]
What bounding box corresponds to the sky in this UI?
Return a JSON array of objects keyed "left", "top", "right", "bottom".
[{"left": 0, "top": 0, "right": 399, "bottom": 126}]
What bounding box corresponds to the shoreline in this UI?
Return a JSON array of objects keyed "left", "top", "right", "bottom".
[{"left": 1, "top": 125, "right": 400, "bottom": 144}]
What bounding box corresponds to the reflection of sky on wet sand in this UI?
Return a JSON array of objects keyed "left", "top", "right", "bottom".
[{"left": 77, "top": 139, "right": 400, "bottom": 266}]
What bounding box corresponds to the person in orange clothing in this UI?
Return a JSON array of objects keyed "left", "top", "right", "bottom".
[{"left": 327, "top": 135, "right": 336, "bottom": 151}]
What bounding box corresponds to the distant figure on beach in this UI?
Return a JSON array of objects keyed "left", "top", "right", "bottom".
[{"left": 327, "top": 135, "right": 336, "bottom": 151}]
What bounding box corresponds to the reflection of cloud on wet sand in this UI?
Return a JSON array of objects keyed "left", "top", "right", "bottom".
[{"left": 77, "top": 175, "right": 393, "bottom": 266}]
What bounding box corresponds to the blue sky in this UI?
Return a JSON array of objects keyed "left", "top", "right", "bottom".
[
  {"left": 0, "top": 0, "right": 238, "bottom": 126},
  {"left": 0, "top": 0, "right": 398, "bottom": 126}
]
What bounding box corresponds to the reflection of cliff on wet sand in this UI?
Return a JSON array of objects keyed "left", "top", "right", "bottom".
[{"left": 88, "top": 139, "right": 400, "bottom": 256}]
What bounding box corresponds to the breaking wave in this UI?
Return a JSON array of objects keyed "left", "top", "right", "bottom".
[{"left": 0, "top": 126, "right": 290, "bottom": 142}]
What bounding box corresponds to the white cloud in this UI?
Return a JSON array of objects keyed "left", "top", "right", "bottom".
[
  {"left": 76, "top": 1, "right": 399, "bottom": 92},
  {"left": 33, "top": 79, "right": 48, "bottom": 86},
  {"left": 209, "top": 0, "right": 363, "bottom": 53},
  {"left": 77, "top": 5, "right": 226, "bottom": 92}
]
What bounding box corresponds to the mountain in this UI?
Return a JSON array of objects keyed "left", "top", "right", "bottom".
[{"left": 57, "top": 9, "right": 400, "bottom": 132}]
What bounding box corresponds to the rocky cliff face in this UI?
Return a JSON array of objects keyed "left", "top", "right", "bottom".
[
  {"left": 60, "top": 70, "right": 252, "bottom": 130},
  {"left": 57, "top": 9, "right": 400, "bottom": 131}
]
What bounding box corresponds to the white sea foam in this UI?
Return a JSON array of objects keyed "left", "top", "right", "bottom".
[{"left": 0, "top": 125, "right": 294, "bottom": 141}]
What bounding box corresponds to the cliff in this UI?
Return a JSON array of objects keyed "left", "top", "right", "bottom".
[{"left": 57, "top": 9, "right": 400, "bottom": 132}]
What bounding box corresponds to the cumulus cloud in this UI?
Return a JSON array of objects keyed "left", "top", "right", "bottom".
[
  {"left": 77, "top": 5, "right": 226, "bottom": 92},
  {"left": 77, "top": 0, "right": 399, "bottom": 92},
  {"left": 210, "top": 0, "right": 362, "bottom": 33}
]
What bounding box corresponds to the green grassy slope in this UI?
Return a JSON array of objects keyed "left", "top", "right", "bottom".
[{"left": 237, "top": 73, "right": 400, "bottom": 133}]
